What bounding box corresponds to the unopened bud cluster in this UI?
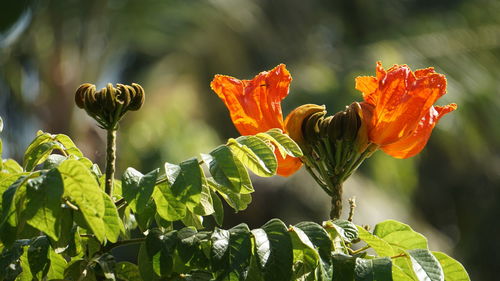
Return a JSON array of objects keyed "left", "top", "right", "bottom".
[
  {"left": 286, "top": 102, "right": 376, "bottom": 194},
  {"left": 75, "top": 83, "right": 145, "bottom": 129}
]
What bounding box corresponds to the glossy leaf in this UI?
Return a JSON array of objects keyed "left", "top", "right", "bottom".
[
  {"left": 153, "top": 182, "right": 187, "bottom": 221},
  {"left": 24, "top": 169, "right": 64, "bottom": 241},
  {"left": 295, "top": 221, "right": 333, "bottom": 268},
  {"left": 115, "top": 261, "right": 143, "bottom": 281},
  {"left": 210, "top": 189, "right": 224, "bottom": 226},
  {"left": 27, "top": 236, "right": 50, "bottom": 279},
  {"left": 408, "top": 249, "right": 444, "bottom": 281},
  {"left": 432, "top": 252, "right": 470, "bottom": 281},
  {"left": 332, "top": 253, "right": 356, "bottom": 281},
  {"left": 193, "top": 184, "right": 215, "bottom": 216},
  {"left": 207, "top": 178, "right": 252, "bottom": 211},
  {"left": 58, "top": 159, "right": 106, "bottom": 242},
  {"left": 259, "top": 219, "right": 293, "bottom": 281},
  {"left": 2, "top": 159, "right": 23, "bottom": 173},
  {"left": 354, "top": 257, "right": 392, "bottom": 281},
  {"left": 168, "top": 158, "right": 203, "bottom": 211},
  {"left": 202, "top": 145, "right": 253, "bottom": 194},
  {"left": 357, "top": 226, "right": 395, "bottom": 257},
  {"left": 289, "top": 225, "right": 320, "bottom": 279},
  {"left": 0, "top": 239, "right": 29, "bottom": 280},
  {"left": 333, "top": 220, "right": 359, "bottom": 243},
  {"left": 228, "top": 135, "right": 277, "bottom": 177},
  {"left": 122, "top": 168, "right": 158, "bottom": 214},
  {"left": 46, "top": 247, "right": 67, "bottom": 280},
  {"left": 257, "top": 128, "right": 302, "bottom": 158},
  {"left": 54, "top": 134, "right": 84, "bottom": 157},
  {"left": 373, "top": 220, "right": 428, "bottom": 250},
  {"left": 102, "top": 192, "right": 125, "bottom": 243}
]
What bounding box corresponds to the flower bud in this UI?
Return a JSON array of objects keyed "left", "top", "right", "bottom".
[
  {"left": 74, "top": 82, "right": 146, "bottom": 129},
  {"left": 127, "top": 83, "right": 145, "bottom": 111},
  {"left": 284, "top": 104, "right": 326, "bottom": 148}
]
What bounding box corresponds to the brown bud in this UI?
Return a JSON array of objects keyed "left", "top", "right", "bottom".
[
  {"left": 75, "top": 83, "right": 94, "bottom": 109},
  {"left": 319, "top": 116, "right": 332, "bottom": 139},
  {"left": 328, "top": 111, "right": 345, "bottom": 142},
  {"left": 104, "top": 83, "right": 116, "bottom": 112},
  {"left": 303, "top": 111, "right": 326, "bottom": 144},
  {"left": 115, "top": 84, "right": 131, "bottom": 109},
  {"left": 343, "top": 103, "right": 362, "bottom": 142},
  {"left": 284, "top": 104, "right": 326, "bottom": 148},
  {"left": 127, "top": 83, "right": 145, "bottom": 111}
]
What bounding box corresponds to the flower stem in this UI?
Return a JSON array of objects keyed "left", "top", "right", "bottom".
[
  {"left": 105, "top": 129, "right": 117, "bottom": 196},
  {"left": 330, "top": 183, "right": 343, "bottom": 220}
]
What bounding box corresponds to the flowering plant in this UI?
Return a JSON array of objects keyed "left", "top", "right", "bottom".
[{"left": 0, "top": 63, "right": 467, "bottom": 281}]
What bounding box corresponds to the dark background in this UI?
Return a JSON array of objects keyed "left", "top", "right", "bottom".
[{"left": 1, "top": 0, "right": 499, "bottom": 280}]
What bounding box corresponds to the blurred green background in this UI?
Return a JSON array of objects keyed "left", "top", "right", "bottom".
[{"left": 1, "top": 0, "right": 499, "bottom": 279}]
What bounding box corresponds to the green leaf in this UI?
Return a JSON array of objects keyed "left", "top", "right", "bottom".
[
  {"left": 138, "top": 243, "right": 160, "bottom": 281},
  {"left": 55, "top": 134, "right": 84, "bottom": 157},
  {"left": 373, "top": 220, "right": 428, "bottom": 250},
  {"left": 193, "top": 183, "right": 215, "bottom": 216},
  {"left": 228, "top": 135, "right": 277, "bottom": 177},
  {"left": 357, "top": 226, "right": 395, "bottom": 257},
  {"left": 46, "top": 247, "right": 67, "bottom": 280},
  {"left": 42, "top": 154, "right": 67, "bottom": 169},
  {"left": 121, "top": 167, "right": 143, "bottom": 212},
  {"left": 211, "top": 227, "right": 230, "bottom": 263},
  {"left": 23, "top": 133, "right": 52, "bottom": 169},
  {"left": 202, "top": 145, "right": 253, "bottom": 194},
  {"left": 259, "top": 219, "right": 293, "bottom": 281},
  {"left": 257, "top": 128, "right": 302, "bottom": 158},
  {"left": 209, "top": 189, "right": 224, "bottom": 226},
  {"left": 354, "top": 257, "right": 393, "bottom": 281},
  {"left": 0, "top": 173, "right": 24, "bottom": 215},
  {"left": 181, "top": 210, "right": 204, "bottom": 230},
  {"left": 392, "top": 265, "right": 417, "bottom": 281},
  {"left": 0, "top": 174, "right": 31, "bottom": 246},
  {"left": 408, "top": 249, "right": 444, "bottom": 281},
  {"left": 102, "top": 192, "right": 125, "bottom": 243},
  {"left": 0, "top": 239, "right": 29, "bottom": 280},
  {"left": 431, "top": 252, "right": 470, "bottom": 281},
  {"left": 136, "top": 169, "right": 159, "bottom": 213},
  {"left": 58, "top": 159, "right": 106, "bottom": 242},
  {"left": 207, "top": 179, "right": 252, "bottom": 212},
  {"left": 96, "top": 253, "right": 117, "bottom": 281},
  {"left": 2, "top": 159, "right": 23, "bottom": 173},
  {"left": 27, "top": 236, "right": 50, "bottom": 279},
  {"left": 24, "top": 169, "right": 64, "bottom": 241},
  {"left": 24, "top": 141, "right": 64, "bottom": 171},
  {"left": 295, "top": 221, "right": 333, "bottom": 267},
  {"left": 289, "top": 226, "right": 320, "bottom": 279},
  {"left": 213, "top": 224, "right": 252, "bottom": 280},
  {"left": 333, "top": 220, "right": 359, "bottom": 243},
  {"left": 323, "top": 221, "right": 348, "bottom": 254},
  {"left": 153, "top": 182, "right": 186, "bottom": 221},
  {"left": 17, "top": 244, "right": 33, "bottom": 281},
  {"left": 115, "top": 262, "right": 143, "bottom": 281},
  {"left": 168, "top": 158, "right": 203, "bottom": 211},
  {"left": 332, "top": 253, "right": 356, "bottom": 281}
]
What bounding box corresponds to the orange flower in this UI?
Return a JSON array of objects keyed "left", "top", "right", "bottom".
[
  {"left": 210, "top": 64, "right": 302, "bottom": 176},
  {"left": 356, "top": 62, "right": 457, "bottom": 159}
]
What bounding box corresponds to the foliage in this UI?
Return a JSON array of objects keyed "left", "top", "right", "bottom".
[{"left": 0, "top": 116, "right": 469, "bottom": 280}]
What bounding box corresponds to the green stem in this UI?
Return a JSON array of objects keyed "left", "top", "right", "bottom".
[
  {"left": 329, "top": 183, "right": 343, "bottom": 220},
  {"left": 105, "top": 129, "right": 117, "bottom": 196}
]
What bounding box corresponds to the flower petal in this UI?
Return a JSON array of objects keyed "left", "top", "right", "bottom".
[
  {"left": 355, "top": 76, "right": 378, "bottom": 105},
  {"left": 276, "top": 153, "right": 303, "bottom": 177},
  {"left": 381, "top": 103, "right": 457, "bottom": 158},
  {"left": 210, "top": 64, "right": 291, "bottom": 136},
  {"left": 369, "top": 65, "right": 447, "bottom": 145}
]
